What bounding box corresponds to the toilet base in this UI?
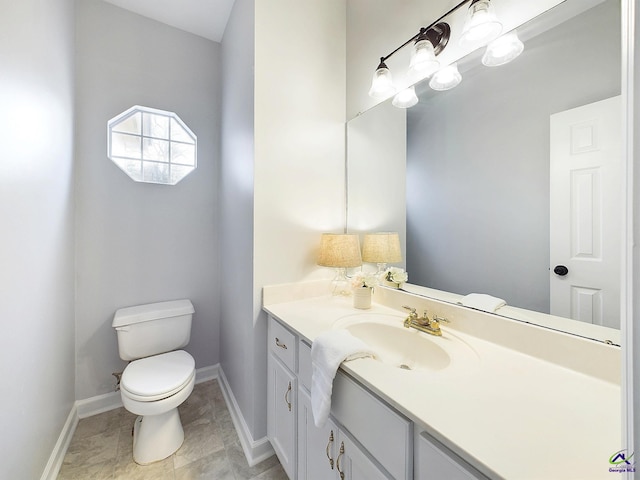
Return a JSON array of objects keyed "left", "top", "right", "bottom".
[{"left": 132, "top": 408, "right": 185, "bottom": 465}]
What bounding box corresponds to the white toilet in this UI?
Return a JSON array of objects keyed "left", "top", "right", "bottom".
[{"left": 112, "top": 299, "right": 196, "bottom": 465}]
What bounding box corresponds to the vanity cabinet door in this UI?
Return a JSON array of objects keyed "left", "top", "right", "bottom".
[
  {"left": 297, "top": 387, "right": 339, "bottom": 480},
  {"left": 267, "top": 352, "right": 297, "bottom": 479},
  {"left": 415, "top": 432, "right": 487, "bottom": 480},
  {"left": 336, "top": 430, "right": 390, "bottom": 480}
]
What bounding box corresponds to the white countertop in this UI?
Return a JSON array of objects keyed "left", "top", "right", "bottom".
[{"left": 263, "top": 294, "right": 621, "bottom": 480}]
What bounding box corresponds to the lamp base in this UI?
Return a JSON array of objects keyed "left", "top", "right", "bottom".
[{"left": 331, "top": 268, "right": 352, "bottom": 296}]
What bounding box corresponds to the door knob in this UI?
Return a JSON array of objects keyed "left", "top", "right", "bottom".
[{"left": 553, "top": 265, "right": 569, "bottom": 276}]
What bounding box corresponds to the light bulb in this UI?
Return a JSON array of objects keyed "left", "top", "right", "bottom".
[
  {"left": 459, "top": 0, "right": 502, "bottom": 50},
  {"left": 482, "top": 30, "right": 524, "bottom": 67},
  {"left": 392, "top": 86, "right": 419, "bottom": 109},
  {"left": 429, "top": 63, "right": 462, "bottom": 91}
]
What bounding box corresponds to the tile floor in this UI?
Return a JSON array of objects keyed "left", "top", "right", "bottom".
[{"left": 57, "top": 380, "right": 286, "bottom": 480}]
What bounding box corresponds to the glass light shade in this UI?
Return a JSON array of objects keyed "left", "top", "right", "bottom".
[
  {"left": 392, "top": 86, "right": 419, "bottom": 109},
  {"left": 429, "top": 63, "right": 462, "bottom": 91},
  {"left": 482, "top": 31, "right": 524, "bottom": 67},
  {"left": 459, "top": 0, "right": 503, "bottom": 50},
  {"left": 368, "top": 64, "right": 395, "bottom": 98},
  {"left": 408, "top": 39, "right": 440, "bottom": 80}
]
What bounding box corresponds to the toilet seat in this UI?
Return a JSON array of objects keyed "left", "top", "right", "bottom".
[{"left": 121, "top": 350, "right": 195, "bottom": 402}]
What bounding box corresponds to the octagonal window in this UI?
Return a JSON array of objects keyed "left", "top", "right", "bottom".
[{"left": 108, "top": 106, "right": 197, "bottom": 185}]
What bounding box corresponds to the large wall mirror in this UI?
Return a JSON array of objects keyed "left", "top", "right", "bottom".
[{"left": 347, "top": 0, "right": 623, "bottom": 343}]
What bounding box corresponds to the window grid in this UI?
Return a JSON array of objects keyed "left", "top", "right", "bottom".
[{"left": 108, "top": 106, "right": 197, "bottom": 185}]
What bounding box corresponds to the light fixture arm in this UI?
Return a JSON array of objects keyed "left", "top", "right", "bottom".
[{"left": 376, "top": 0, "right": 472, "bottom": 65}]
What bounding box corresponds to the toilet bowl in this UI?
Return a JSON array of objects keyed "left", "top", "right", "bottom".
[
  {"left": 112, "top": 299, "right": 196, "bottom": 465},
  {"left": 120, "top": 350, "right": 196, "bottom": 464}
]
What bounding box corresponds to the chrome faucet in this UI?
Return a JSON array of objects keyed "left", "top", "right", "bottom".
[{"left": 402, "top": 305, "right": 449, "bottom": 336}]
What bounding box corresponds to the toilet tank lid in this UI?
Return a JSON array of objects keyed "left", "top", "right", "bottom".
[{"left": 112, "top": 299, "right": 194, "bottom": 328}]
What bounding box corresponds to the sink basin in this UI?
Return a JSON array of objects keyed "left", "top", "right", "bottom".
[{"left": 332, "top": 313, "right": 477, "bottom": 372}]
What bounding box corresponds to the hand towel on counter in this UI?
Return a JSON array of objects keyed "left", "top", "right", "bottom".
[
  {"left": 458, "top": 293, "right": 507, "bottom": 312},
  {"left": 311, "top": 329, "right": 377, "bottom": 428}
]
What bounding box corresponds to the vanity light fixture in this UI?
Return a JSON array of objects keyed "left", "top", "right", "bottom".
[
  {"left": 317, "top": 233, "right": 363, "bottom": 296},
  {"left": 362, "top": 232, "right": 403, "bottom": 274},
  {"left": 459, "top": 0, "right": 503, "bottom": 50},
  {"left": 481, "top": 30, "right": 524, "bottom": 66},
  {"left": 392, "top": 86, "right": 419, "bottom": 109},
  {"left": 429, "top": 63, "right": 462, "bottom": 91},
  {"left": 367, "top": 0, "right": 517, "bottom": 106}
]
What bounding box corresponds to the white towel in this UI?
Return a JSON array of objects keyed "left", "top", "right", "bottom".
[
  {"left": 458, "top": 293, "right": 506, "bottom": 312},
  {"left": 311, "top": 329, "right": 377, "bottom": 428}
]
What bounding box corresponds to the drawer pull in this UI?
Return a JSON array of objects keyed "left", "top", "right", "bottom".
[
  {"left": 275, "top": 337, "right": 288, "bottom": 350},
  {"left": 284, "top": 381, "right": 292, "bottom": 411},
  {"left": 326, "top": 430, "right": 335, "bottom": 469},
  {"left": 336, "top": 441, "right": 345, "bottom": 480}
]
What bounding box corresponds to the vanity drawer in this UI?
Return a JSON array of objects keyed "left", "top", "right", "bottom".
[
  {"left": 298, "top": 340, "right": 312, "bottom": 391},
  {"left": 332, "top": 371, "right": 412, "bottom": 480},
  {"left": 268, "top": 317, "right": 297, "bottom": 371}
]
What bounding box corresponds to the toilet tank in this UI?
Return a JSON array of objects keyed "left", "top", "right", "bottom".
[{"left": 112, "top": 299, "right": 194, "bottom": 361}]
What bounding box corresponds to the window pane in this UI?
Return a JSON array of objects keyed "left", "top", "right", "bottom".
[
  {"left": 143, "top": 113, "right": 169, "bottom": 139},
  {"left": 111, "top": 132, "right": 141, "bottom": 159},
  {"left": 113, "top": 158, "right": 143, "bottom": 182},
  {"left": 142, "top": 161, "right": 169, "bottom": 184},
  {"left": 143, "top": 138, "right": 170, "bottom": 162},
  {"left": 171, "top": 118, "right": 194, "bottom": 143},
  {"left": 170, "top": 165, "right": 195, "bottom": 184},
  {"left": 171, "top": 143, "right": 196, "bottom": 166},
  {"left": 111, "top": 112, "right": 141, "bottom": 135}
]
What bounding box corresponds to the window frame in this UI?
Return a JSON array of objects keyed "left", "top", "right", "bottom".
[{"left": 107, "top": 105, "right": 197, "bottom": 185}]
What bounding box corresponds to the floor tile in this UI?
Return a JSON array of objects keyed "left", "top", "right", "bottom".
[{"left": 56, "top": 379, "right": 282, "bottom": 480}]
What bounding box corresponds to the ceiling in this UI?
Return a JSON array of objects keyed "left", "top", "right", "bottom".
[{"left": 102, "top": 0, "right": 235, "bottom": 43}]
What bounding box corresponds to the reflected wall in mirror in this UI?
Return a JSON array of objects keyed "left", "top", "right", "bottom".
[{"left": 347, "top": 0, "right": 622, "bottom": 341}]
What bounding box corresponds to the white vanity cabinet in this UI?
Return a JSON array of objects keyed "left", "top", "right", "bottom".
[
  {"left": 268, "top": 315, "right": 482, "bottom": 480},
  {"left": 267, "top": 318, "right": 297, "bottom": 479}
]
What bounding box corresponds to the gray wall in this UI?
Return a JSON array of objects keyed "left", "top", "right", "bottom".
[
  {"left": 0, "top": 0, "right": 76, "bottom": 477},
  {"left": 220, "top": 0, "right": 256, "bottom": 437},
  {"left": 74, "top": 0, "right": 221, "bottom": 399},
  {"left": 406, "top": 1, "right": 620, "bottom": 312}
]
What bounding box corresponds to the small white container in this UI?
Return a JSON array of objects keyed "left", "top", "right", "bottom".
[{"left": 353, "top": 287, "right": 372, "bottom": 309}]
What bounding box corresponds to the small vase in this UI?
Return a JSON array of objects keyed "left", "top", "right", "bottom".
[{"left": 353, "top": 287, "right": 372, "bottom": 309}]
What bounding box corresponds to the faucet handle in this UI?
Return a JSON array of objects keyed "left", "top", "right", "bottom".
[
  {"left": 402, "top": 305, "right": 417, "bottom": 315},
  {"left": 432, "top": 315, "right": 450, "bottom": 324}
]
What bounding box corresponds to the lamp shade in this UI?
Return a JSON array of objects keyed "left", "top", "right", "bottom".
[
  {"left": 459, "top": 0, "right": 502, "bottom": 50},
  {"left": 317, "top": 234, "right": 362, "bottom": 268},
  {"left": 429, "top": 63, "right": 462, "bottom": 91},
  {"left": 482, "top": 30, "right": 524, "bottom": 67},
  {"left": 362, "top": 232, "right": 402, "bottom": 264},
  {"left": 392, "top": 86, "right": 419, "bottom": 109}
]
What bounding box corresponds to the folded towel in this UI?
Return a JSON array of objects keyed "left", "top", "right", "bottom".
[
  {"left": 311, "top": 329, "right": 377, "bottom": 428},
  {"left": 458, "top": 293, "right": 506, "bottom": 312}
]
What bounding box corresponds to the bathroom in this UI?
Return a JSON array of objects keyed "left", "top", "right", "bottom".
[{"left": 1, "top": 0, "right": 638, "bottom": 479}]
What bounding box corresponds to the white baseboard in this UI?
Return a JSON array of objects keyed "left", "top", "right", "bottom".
[
  {"left": 39, "top": 405, "right": 78, "bottom": 480},
  {"left": 217, "top": 368, "right": 275, "bottom": 466},
  {"left": 41, "top": 363, "right": 222, "bottom": 479}
]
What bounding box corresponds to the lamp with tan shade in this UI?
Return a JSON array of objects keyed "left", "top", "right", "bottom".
[
  {"left": 317, "top": 233, "right": 362, "bottom": 296},
  {"left": 362, "top": 232, "right": 402, "bottom": 274}
]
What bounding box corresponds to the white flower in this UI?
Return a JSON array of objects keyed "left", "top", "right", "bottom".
[
  {"left": 383, "top": 267, "right": 408, "bottom": 284},
  {"left": 351, "top": 271, "right": 379, "bottom": 289}
]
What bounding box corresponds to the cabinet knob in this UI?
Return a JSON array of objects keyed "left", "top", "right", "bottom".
[{"left": 275, "top": 337, "right": 288, "bottom": 349}]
